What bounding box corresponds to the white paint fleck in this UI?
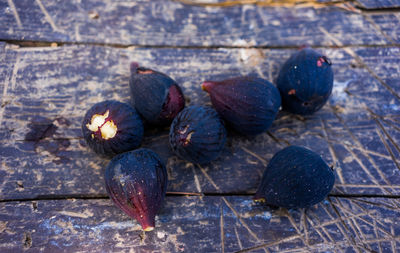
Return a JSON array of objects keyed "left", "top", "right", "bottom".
[
  {"left": 240, "top": 199, "right": 254, "bottom": 206},
  {"left": 232, "top": 39, "right": 255, "bottom": 47},
  {"left": 343, "top": 156, "right": 354, "bottom": 164},
  {"left": 383, "top": 101, "right": 400, "bottom": 111},
  {"left": 331, "top": 79, "right": 352, "bottom": 102},
  {"left": 271, "top": 20, "right": 281, "bottom": 26},
  {"left": 263, "top": 211, "right": 272, "bottom": 220},
  {"left": 157, "top": 231, "right": 166, "bottom": 239}
]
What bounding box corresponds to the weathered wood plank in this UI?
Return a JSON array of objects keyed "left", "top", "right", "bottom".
[
  {"left": 0, "top": 196, "right": 399, "bottom": 252},
  {"left": 364, "top": 13, "right": 400, "bottom": 44},
  {"left": 0, "top": 44, "right": 399, "bottom": 200},
  {"left": 356, "top": 0, "right": 400, "bottom": 9},
  {"left": 355, "top": 47, "right": 400, "bottom": 96},
  {"left": 0, "top": 0, "right": 390, "bottom": 47}
]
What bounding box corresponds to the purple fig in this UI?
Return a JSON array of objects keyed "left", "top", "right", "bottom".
[
  {"left": 169, "top": 105, "right": 227, "bottom": 164},
  {"left": 105, "top": 148, "right": 168, "bottom": 231},
  {"left": 254, "top": 146, "right": 335, "bottom": 208},
  {"left": 129, "top": 62, "right": 185, "bottom": 126},
  {"left": 276, "top": 48, "right": 334, "bottom": 115},
  {"left": 202, "top": 76, "right": 281, "bottom": 135}
]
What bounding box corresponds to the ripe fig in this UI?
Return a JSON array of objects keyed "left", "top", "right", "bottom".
[
  {"left": 169, "top": 105, "right": 227, "bottom": 164},
  {"left": 202, "top": 76, "right": 281, "bottom": 135},
  {"left": 129, "top": 62, "right": 185, "bottom": 126},
  {"left": 82, "top": 100, "right": 144, "bottom": 157},
  {"left": 254, "top": 146, "right": 335, "bottom": 209},
  {"left": 105, "top": 148, "right": 167, "bottom": 231},
  {"left": 276, "top": 48, "right": 334, "bottom": 115}
]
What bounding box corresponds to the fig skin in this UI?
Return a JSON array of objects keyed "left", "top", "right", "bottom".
[
  {"left": 276, "top": 48, "right": 334, "bottom": 115},
  {"left": 254, "top": 145, "right": 335, "bottom": 209},
  {"left": 82, "top": 100, "right": 144, "bottom": 158},
  {"left": 169, "top": 105, "right": 227, "bottom": 164},
  {"left": 202, "top": 76, "right": 281, "bottom": 136},
  {"left": 129, "top": 62, "right": 185, "bottom": 126},
  {"left": 104, "top": 148, "right": 168, "bottom": 231}
]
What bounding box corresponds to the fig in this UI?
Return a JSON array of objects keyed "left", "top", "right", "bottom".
[
  {"left": 276, "top": 48, "right": 334, "bottom": 115},
  {"left": 129, "top": 62, "right": 185, "bottom": 126},
  {"left": 254, "top": 145, "right": 335, "bottom": 209},
  {"left": 201, "top": 76, "right": 281, "bottom": 135},
  {"left": 105, "top": 148, "right": 167, "bottom": 231},
  {"left": 82, "top": 100, "right": 144, "bottom": 157},
  {"left": 169, "top": 105, "right": 227, "bottom": 164}
]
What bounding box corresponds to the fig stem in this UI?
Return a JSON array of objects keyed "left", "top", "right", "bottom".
[
  {"left": 130, "top": 62, "right": 139, "bottom": 73},
  {"left": 143, "top": 226, "right": 154, "bottom": 232},
  {"left": 201, "top": 81, "right": 213, "bottom": 92},
  {"left": 253, "top": 197, "right": 266, "bottom": 203}
]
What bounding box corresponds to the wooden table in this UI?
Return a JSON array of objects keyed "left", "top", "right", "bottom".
[{"left": 1, "top": 0, "right": 400, "bottom": 252}]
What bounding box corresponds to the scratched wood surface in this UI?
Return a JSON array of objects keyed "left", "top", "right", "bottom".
[
  {"left": 1, "top": 0, "right": 400, "bottom": 252},
  {"left": 355, "top": 0, "right": 400, "bottom": 9},
  {"left": 1, "top": 44, "right": 400, "bottom": 200},
  {"left": 0, "top": 0, "right": 397, "bottom": 47},
  {"left": 0, "top": 196, "right": 399, "bottom": 252}
]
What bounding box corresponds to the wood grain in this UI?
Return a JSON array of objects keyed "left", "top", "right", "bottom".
[
  {"left": 356, "top": 0, "right": 400, "bottom": 9},
  {"left": 0, "top": 44, "right": 399, "bottom": 200},
  {"left": 0, "top": 196, "right": 399, "bottom": 252},
  {"left": 1, "top": 1, "right": 400, "bottom": 252},
  {"left": 0, "top": 0, "right": 392, "bottom": 47}
]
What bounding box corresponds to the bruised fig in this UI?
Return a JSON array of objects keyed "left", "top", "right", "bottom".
[
  {"left": 82, "top": 100, "right": 144, "bottom": 157},
  {"left": 254, "top": 146, "right": 335, "bottom": 209},
  {"left": 169, "top": 105, "right": 227, "bottom": 164},
  {"left": 129, "top": 62, "right": 185, "bottom": 126},
  {"left": 202, "top": 76, "right": 281, "bottom": 135},
  {"left": 105, "top": 148, "right": 167, "bottom": 231},
  {"left": 277, "top": 48, "right": 333, "bottom": 115}
]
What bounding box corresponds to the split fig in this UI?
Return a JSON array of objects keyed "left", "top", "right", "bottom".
[{"left": 82, "top": 100, "right": 144, "bottom": 157}]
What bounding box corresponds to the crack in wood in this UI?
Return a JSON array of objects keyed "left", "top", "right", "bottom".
[
  {"left": 7, "top": 0, "right": 22, "bottom": 28},
  {"left": 240, "top": 146, "right": 268, "bottom": 167},
  {"left": 220, "top": 205, "right": 225, "bottom": 253},
  {"left": 342, "top": 199, "right": 398, "bottom": 240},
  {"left": 305, "top": 209, "right": 338, "bottom": 250},
  {"left": 234, "top": 226, "right": 243, "bottom": 250},
  {"left": 329, "top": 105, "right": 399, "bottom": 198},
  {"left": 372, "top": 115, "right": 400, "bottom": 154},
  {"left": 0, "top": 52, "right": 20, "bottom": 125},
  {"left": 362, "top": 14, "right": 395, "bottom": 44},
  {"left": 319, "top": 116, "right": 345, "bottom": 184},
  {"left": 319, "top": 27, "right": 400, "bottom": 102},
  {"left": 197, "top": 164, "right": 221, "bottom": 192},
  {"left": 222, "top": 197, "right": 269, "bottom": 253},
  {"left": 22, "top": 232, "right": 32, "bottom": 249},
  {"left": 266, "top": 131, "right": 290, "bottom": 146},
  {"left": 175, "top": 0, "right": 353, "bottom": 8},
  {"left": 325, "top": 198, "right": 362, "bottom": 253},
  {"left": 3, "top": 39, "right": 400, "bottom": 51},
  {"left": 35, "top": 0, "right": 60, "bottom": 32},
  {"left": 333, "top": 198, "right": 374, "bottom": 252},
  {"left": 375, "top": 126, "right": 400, "bottom": 172},
  {"left": 177, "top": 0, "right": 400, "bottom": 14},
  {"left": 1, "top": 192, "right": 400, "bottom": 203},
  {"left": 234, "top": 234, "right": 302, "bottom": 253},
  {"left": 284, "top": 209, "right": 312, "bottom": 251}
]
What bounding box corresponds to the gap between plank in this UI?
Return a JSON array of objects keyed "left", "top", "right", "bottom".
[
  {"left": 2, "top": 39, "right": 400, "bottom": 51},
  {"left": 0, "top": 192, "right": 399, "bottom": 203}
]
